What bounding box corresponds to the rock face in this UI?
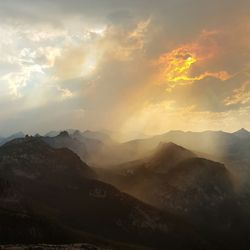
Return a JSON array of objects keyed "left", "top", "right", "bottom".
[{"left": 0, "top": 137, "right": 200, "bottom": 249}]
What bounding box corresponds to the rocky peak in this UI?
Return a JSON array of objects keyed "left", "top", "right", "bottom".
[
  {"left": 233, "top": 128, "right": 250, "bottom": 138},
  {"left": 57, "top": 131, "right": 70, "bottom": 137}
]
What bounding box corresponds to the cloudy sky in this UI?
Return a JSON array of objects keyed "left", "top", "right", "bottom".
[{"left": 0, "top": 0, "right": 249, "bottom": 139}]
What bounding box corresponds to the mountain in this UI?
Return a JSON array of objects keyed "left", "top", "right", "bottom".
[
  {"left": 0, "top": 137, "right": 95, "bottom": 244},
  {"left": 44, "top": 129, "right": 80, "bottom": 137},
  {"left": 42, "top": 130, "right": 110, "bottom": 165},
  {"left": 97, "top": 142, "right": 234, "bottom": 210},
  {"left": 148, "top": 158, "right": 234, "bottom": 217},
  {"left": 0, "top": 136, "right": 95, "bottom": 181},
  {"left": 71, "top": 130, "right": 104, "bottom": 160},
  {"left": 233, "top": 128, "right": 250, "bottom": 139},
  {"left": 42, "top": 131, "right": 89, "bottom": 162},
  {"left": 0, "top": 137, "right": 201, "bottom": 249},
  {"left": 44, "top": 129, "right": 113, "bottom": 145},
  {"left": 97, "top": 142, "right": 250, "bottom": 247},
  {"left": 95, "top": 129, "right": 250, "bottom": 168},
  {"left": 146, "top": 142, "right": 196, "bottom": 173},
  {"left": 99, "top": 142, "right": 234, "bottom": 203},
  {"left": 0, "top": 132, "right": 25, "bottom": 146}
]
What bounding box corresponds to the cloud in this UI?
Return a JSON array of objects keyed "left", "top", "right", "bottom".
[
  {"left": 120, "top": 100, "right": 250, "bottom": 139},
  {"left": 0, "top": 0, "right": 249, "bottom": 136},
  {"left": 224, "top": 81, "right": 250, "bottom": 106},
  {"left": 152, "top": 31, "right": 232, "bottom": 91}
]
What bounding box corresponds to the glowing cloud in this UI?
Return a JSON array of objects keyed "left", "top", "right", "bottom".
[{"left": 154, "top": 31, "right": 231, "bottom": 89}]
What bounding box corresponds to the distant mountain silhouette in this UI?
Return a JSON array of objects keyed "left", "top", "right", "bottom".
[
  {"left": 42, "top": 130, "right": 110, "bottom": 164},
  {"left": 44, "top": 129, "right": 80, "bottom": 137},
  {"left": 233, "top": 128, "right": 250, "bottom": 138},
  {"left": 44, "top": 129, "right": 113, "bottom": 143},
  {"left": 71, "top": 130, "right": 104, "bottom": 161},
  {"left": 42, "top": 131, "right": 89, "bottom": 162},
  {"left": 94, "top": 129, "right": 250, "bottom": 167}
]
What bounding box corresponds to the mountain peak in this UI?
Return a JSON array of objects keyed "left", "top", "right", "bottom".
[
  {"left": 154, "top": 142, "right": 194, "bottom": 156},
  {"left": 233, "top": 128, "right": 250, "bottom": 137},
  {"left": 237, "top": 128, "right": 248, "bottom": 133},
  {"left": 57, "top": 131, "right": 70, "bottom": 137},
  {"left": 72, "top": 130, "right": 81, "bottom": 137},
  {"left": 157, "top": 141, "right": 181, "bottom": 149},
  {"left": 147, "top": 142, "right": 196, "bottom": 173}
]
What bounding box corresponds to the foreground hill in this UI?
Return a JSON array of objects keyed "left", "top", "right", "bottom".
[{"left": 0, "top": 137, "right": 201, "bottom": 249}]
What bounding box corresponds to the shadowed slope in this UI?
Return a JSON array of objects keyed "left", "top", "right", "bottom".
[{"left": 0, "top": 138, "right": 202, "bottom": 249}]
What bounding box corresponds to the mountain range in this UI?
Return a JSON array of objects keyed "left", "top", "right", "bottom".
[
  {"left": 1, "top": 129, "right": 250, "bottom": 249},
  {"left": 0, "top": 136, "right": 203, "bottom": 249}
]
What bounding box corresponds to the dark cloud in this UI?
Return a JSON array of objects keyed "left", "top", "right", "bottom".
[{"left": 0, "top": 0, "right": 248, "bottom": 28}]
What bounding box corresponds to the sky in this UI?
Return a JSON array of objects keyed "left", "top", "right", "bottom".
[{"left": 0, "top": 0, "right": 249, "bottom": 139}]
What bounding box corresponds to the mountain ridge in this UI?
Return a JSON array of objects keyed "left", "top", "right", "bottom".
[{"left": 0, "top": 136, "right": 202, "bottom": 249}]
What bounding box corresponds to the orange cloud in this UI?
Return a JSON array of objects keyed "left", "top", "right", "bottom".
[
  {"left": 156, "top": 46, "right": 198, "bottom": 83},
  {"left": 153, "top": 31, "right": 231, "bottom": 89}
]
